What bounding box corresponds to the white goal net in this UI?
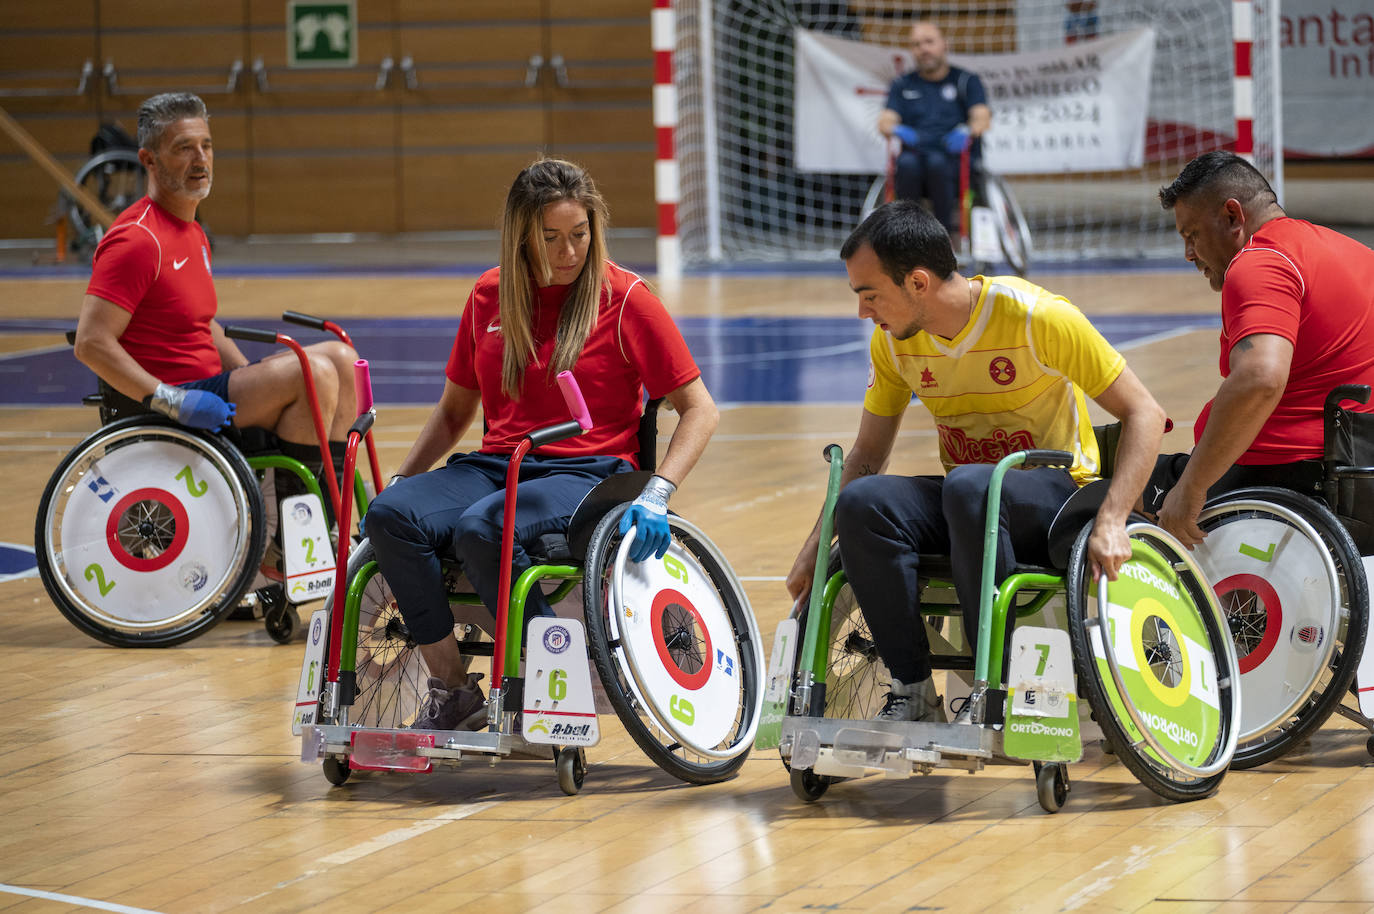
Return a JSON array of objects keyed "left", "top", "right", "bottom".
[{"left": 674, "top": 0, "right": 1282, "bottom": 267}]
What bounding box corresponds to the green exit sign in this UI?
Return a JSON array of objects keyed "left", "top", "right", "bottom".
[{"left": 287, "top": 0, "right": 357, "bottom": 68}]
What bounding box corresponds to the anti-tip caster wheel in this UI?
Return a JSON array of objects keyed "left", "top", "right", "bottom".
[
  {"left": 790, "top": 767, "right": 831, "bottom": 803},
  {"left": 556, "top": 747, "right": 586, "bottom": 796},
  {"left": 264, "top": 601, "right": 300, "bottom": 644},
  {"left": 1035, "top": 762, "right": 1070, "bottom": 813},
  {"left": 322, "top": 755, "right": 351, "bottom": 787}
]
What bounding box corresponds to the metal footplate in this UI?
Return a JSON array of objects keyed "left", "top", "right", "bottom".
[
  {"left": 780, "top": 716, "right": 1001, "bottom": 779},
  {"left": 302, "top": 724, "right": 555, "bottom": 773}
]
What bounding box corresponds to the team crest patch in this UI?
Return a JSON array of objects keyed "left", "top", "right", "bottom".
[
  {"left": 942, "top": 84, "right": 958, "bottom": 101},
  {"left": 989, "top": 356, "right": 1016, "bottom": 385},
  {"left": 920, "top": 368, "right": 937, "bottom": 389}
]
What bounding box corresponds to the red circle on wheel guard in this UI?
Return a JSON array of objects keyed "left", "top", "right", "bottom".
[
  {"left": 650, "top": 588, "right": 714, "bottom": 691},
  {"left": 1215, "top": 572, "right": 1282, "bottom": 675},
  {"left": 105, "top": 487, "right": 190, "bottom": 571}
]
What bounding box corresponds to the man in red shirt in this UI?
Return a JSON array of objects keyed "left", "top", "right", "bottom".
[
  {"left": 73, "top": 92, "right": 357, "bottom": 464},
  {"left": 1150, "top": 150, "right": 1374, "bottom": 544}
]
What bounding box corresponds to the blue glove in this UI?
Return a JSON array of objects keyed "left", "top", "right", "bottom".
[
  {"left": 943, "top": 124, "right": 971, "bottom": 155},
  {"left": 893, "top": 125, "right": 919, "bottom": 148},
  {"left": 618, "top": 475, "right": 676, "bottom": 563},
  {"left": 147, "top": 383, "right": 236, "bottom": 431}
]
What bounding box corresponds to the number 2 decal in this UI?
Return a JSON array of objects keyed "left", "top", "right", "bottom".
[
  {"left": 176, "top": 465, "right": 207, "bottom": 498},
  {"left": 84, "top": 563, "right": 116, "bottom": 596},
  {"left": 301, "top": 537, "right": 316, "bottom": 565}
]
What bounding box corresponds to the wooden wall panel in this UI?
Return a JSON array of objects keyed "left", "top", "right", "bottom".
[
  {"left": 0, "top": 35, "right": 99, "bottom": 73},
  {"left": 251, "top": 155, "right": 398, "bottom": 234},
  {"left": 400, "top": 106, "right": 543, "bottom": 150},
  {"left": 0, "top": 0, "right": 96, "bottom": 29},
  {"left": 547, "top": 104, "right": 651, "bottom": 146},
  {"left": 397, "top": 0, "right": 543, "bottom": 21},
  {"left": 97, "top": 1, "right": 248, "bottom": 30},
  {"left": 570, "top": 148, "right": 655, "bottom": 226},
  {"left": 398, "top": 24, "right": 544, "bottom": 67},
  {"left": 400, "top": 152, "right": 533, "bottom": 232},
  {"left": 98, "top": 34, "right": 249, "bottom": 76}
]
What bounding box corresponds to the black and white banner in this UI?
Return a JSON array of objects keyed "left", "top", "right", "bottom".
[{"left": 794, "top": 28, "right": 1155, "bottom": 175}]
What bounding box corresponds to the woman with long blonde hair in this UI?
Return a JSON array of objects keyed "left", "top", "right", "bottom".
[{"left": 364, "top": 159, "right": 718, "bottom": 731}]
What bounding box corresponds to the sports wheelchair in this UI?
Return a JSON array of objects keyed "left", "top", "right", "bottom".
[
  {"left": 1187, "top": 384, "right": 1374, "bottom": 767},
  {"left": 35, "top": 312, "right": 380, "bottom": 647},
  {"left": 298, "top": 373, "right": 765, "bottom": 795},
  {"left": 862, "top": 140, "right": 1031, "bottom": 277},
  {"left": 760, "top": 428, "right": 1242, "bottom": 813}
]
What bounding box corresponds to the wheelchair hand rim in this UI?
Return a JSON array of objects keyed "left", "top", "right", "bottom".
[
  {"left": 610, "top": 516, "right": 764, "bottom": 759},
  {"left": 1090, "top": 523, "right": 1240, "bottom": 778}
]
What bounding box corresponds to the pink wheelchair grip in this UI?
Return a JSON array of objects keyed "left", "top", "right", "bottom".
[
  {"left": 354, "top": 359, "right": 374, "bottom": 415},
  {"left": 556, "top": 370, "right": 594, "bottom": 430}
]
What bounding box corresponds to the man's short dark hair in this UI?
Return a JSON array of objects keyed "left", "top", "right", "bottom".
[
  {"left": 1158, "top": 150, "right": 1277, "bottom": 211},
  {"left": 840, "top": 200, "right": 957, "bottom": 284},
  {"left": 137, "top": 92, "right": 209, "bottom": 151}
]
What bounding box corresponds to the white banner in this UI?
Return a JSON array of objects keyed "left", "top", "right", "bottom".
[
  {"left": 794, "top": 28, "right": 1155, "bottom": 175},
  {"left": 1279, "top": 0, "right": 1374, "bottom": 157}
]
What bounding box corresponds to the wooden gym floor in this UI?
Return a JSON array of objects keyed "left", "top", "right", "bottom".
[{"left": 3, "top": 267, "right": 1374, "bottom": 913}]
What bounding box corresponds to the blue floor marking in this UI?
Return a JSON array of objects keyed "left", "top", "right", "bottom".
[{"left": 0, "top": 314, "right": 1218, "bottom": 407}]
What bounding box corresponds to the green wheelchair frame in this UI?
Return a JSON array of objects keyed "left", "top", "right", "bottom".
[{"left": 776, "top": 445, "right": 1241, "bottom": 812}]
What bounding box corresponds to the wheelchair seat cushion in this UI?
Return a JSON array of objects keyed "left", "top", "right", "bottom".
[{"left": 1047, "top": 478, "right": 1110, "bottom": 569}]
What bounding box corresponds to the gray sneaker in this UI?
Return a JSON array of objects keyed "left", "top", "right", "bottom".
[
  {"left": 413, "top": 674, "right": 488, "bottom": 731},
  {"left": 875, "top": 677, "right": 944, "bottom": 723}
]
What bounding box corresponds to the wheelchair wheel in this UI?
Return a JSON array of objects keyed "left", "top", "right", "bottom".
[
  {"left": 1195, "top": 488, "right": 1368, "bottom": 769},
  {"left": 35, "top": 417, "right": 265, "bottom": 647},
  {"left": 981, "top": 173, "right": 1031, "bottom": 277},
  {"left": 322, "top": 539, "right": 430, "bottom": 729},
  {"left": 66, "top": 148, "right": 145, "bottom": 256},
  {"left": 583, "top": 505, "right": 764, "bottom": 785},
  {"left": 1066, "top": 521, "right": 1240, "bottom": 802},
  {"left": 793, "top": 552, "right": 892, "bottom": 721}
]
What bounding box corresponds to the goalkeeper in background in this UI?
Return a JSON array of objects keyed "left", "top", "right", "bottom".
[{"left": 877, "top": 21, "right": 991, "bottom": 241}]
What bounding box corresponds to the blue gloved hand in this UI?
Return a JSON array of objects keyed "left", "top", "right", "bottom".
[
  {"left": 893, "top": 125, "right": 919, "bottom": 148},
  {"left": 617, "top": 475, "right": 677, "bottom": 563},
  {"left": 943, "top": 124, "right": 971, "bottom": 155},
  {"left": 147, "top": 383, "right": 236, "bottom": 431}
]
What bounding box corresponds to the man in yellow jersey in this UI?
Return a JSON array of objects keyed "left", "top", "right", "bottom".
[{"left": 786, "top": 201, "right": 1166, "bottom": 723}]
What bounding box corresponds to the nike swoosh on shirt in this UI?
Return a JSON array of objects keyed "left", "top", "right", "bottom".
[
  {"left": 487, "top": 322, "right": 501, "bottom": 333},
  {"left": 172, "top": 257, "right": 188, "bottom": 270}
]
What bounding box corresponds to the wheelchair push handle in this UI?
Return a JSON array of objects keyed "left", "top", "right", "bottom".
[
  {"left": 281, "top": 310, "right": 328, "bottom": 331},
  {"left": 1019, "top": 449, "right": 1074, "bottom": 470},
  {"left": 354, "top": 359, "right": 374, "bottom": 415},
  {"left": 223, "top": 324, "right": 279, "bottom": 345},
  {"left": 1326, "top": 384, "right": 1372, "bottom": 410},
  {"left": 556, "top": 370, "right": 593, "bottom": 431},
  {"left": 522, "top": 372, "right": 595, "bottom": 448}
]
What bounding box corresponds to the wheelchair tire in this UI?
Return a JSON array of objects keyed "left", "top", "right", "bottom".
[
  {"left": 792, "top": 552, "right": 893, "bottom": 722},
  {"left": 1195, "top": 488, "right": 1369, "bottom": 769},
  {"left": 1066, "top": 522, "right": 1239, "bottom": 802},
  {"left": 582, "top": 504, "right": 763, "bottom": 785},
  {"left": 321, "top": 539, "right": 431, "bottom": 729},
  {"left": 66, "top": 148, "right": 145, "bottom": 256},
  {"left": 982, "top": 173, "right": 1032, "bottom": 277},
  {"left": 36, "top": 417, "right": 265, "bottom": 647}
]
